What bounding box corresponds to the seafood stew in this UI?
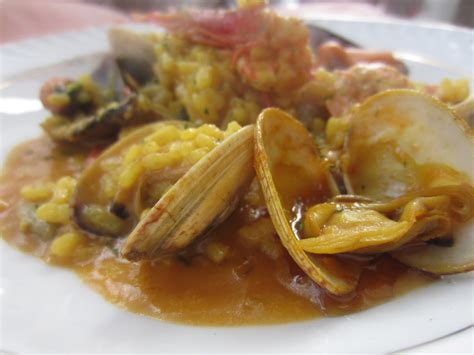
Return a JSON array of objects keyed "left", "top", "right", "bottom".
[{"left": 1, "top": 2, "right": 473, "bottom": 326}]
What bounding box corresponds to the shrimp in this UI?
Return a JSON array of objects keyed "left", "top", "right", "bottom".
[
  {"left": 136, "top": 4, "right": 266, "bottom": 48},
  {"left": 326, "top": 64, "right": 412, "bottom": 117},
  {"left": 39, "top": 77, "right": 73, "bottom": 114},
  {"left": 137, "top": 4, "right": 313, "bottom": 93},
  {"left": 316, "top": 41, "right": 407, "bottom": 74}
]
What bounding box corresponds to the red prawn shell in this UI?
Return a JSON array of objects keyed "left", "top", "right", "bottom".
[{"left": 134, "top": 5, "right": 266, "bottom": 48}]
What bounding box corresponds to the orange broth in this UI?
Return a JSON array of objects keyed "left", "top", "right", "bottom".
[{"left": 0, "top": 136, "right": 434, "bottom": 325}]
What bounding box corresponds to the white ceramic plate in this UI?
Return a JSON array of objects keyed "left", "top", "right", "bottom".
[{"left": 0, "top": 19, "right": 473, "bottom": 353}]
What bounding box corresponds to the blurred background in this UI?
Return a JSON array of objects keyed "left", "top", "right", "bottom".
[{"left": 1, "top": 0, "right": 473, "bottom": 44}]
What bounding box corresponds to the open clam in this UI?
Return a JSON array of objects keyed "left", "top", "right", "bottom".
[
  {"left": 42, "top": 95, "right": 166, "bottom": 144},
  {"left": 73, "top": 121, "right": 189, "bottom": 237},
  {"left": 121, "top": 125, "right": 254, "bottom": 260},
  {"left": 255, "top": 108, "right": 360, "bottom": 295},
  {"left": 74, "top": 120, "right": 254, "bottom": 259},
  {"left": 340, "top": 89, "right": 474, "bottom": 274},
  {"left": 453, "top": 96, "right": 474, "bottom": 128},
  {"left": 40, "top": 54, "right": 167, "bottom": 144},
  {"left": 299, "top": 184, "right": 473, "bottom": 255},
  {"left": 41, "top": 29, "right": 170, "bottom": 145},
  {"left": 108, "top": 28, "right": 157, "bottom": 90}
]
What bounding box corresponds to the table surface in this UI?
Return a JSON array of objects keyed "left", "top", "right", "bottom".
[{"left": 1, "top": 0, "right": 471, "bottom": 44}]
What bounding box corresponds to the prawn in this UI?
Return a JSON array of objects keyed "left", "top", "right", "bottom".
[
  {"left": 315, "top": 41, "right": 407, "bottom": 74},
  {"left": 136, "top": 4, "right": 313, "bottom": 93},
  {"left": 326, "top": 63, "right": 412, "bottom": 117},
  {"left": 135, "top": 4, "right": 266, "bottom": 48}
]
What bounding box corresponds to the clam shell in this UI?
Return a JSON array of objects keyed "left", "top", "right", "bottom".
[
  {"left": 121, "top": 125, "right": 255, "bottom": 261},
  {"left": 255, "top": 108, "right": 360, "bottom": 295},
  {"left": 343, "top": 89, "right": 474, "bottom": 275},
  {"left": 453, "top": 96, "right": 474, "bottom": 128},
  {"left": 108, "top": 28, "right": 156, "bottom": 89},
  {"left": 73, "top": 121, "right": 188, "bottom": 237}
]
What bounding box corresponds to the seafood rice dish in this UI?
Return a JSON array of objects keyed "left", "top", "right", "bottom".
[{"left": 1, "top": 1, "right": 473, "bottom": 325}]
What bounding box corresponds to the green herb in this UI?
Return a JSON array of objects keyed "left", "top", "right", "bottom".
[
  {"left": 297, "top": 222, "right": 303, "bottom": 231},
  {"left": 335, "top": 204, "right": 344, "bottom": 212},
  {"left": 66, "top": 82, "right": 82, "bottom": 96}
]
